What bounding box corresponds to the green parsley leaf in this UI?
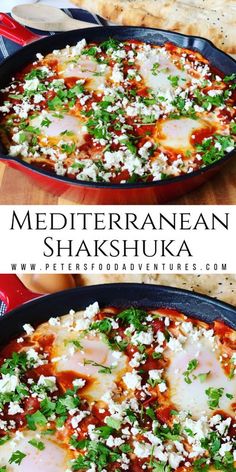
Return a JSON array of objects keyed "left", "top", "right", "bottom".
[
  {"left": 0, "top": 435, "right": 10, "bottom": 446},
  {"left": 183, "top": 359, "right": 198, "bottom": 384},
  {"left": 125, "top": 408, "right": 137, "bottom": 424},
  {"left": 193, "top": 457, "right": 209, "bottom": 472},
  {"left": 119, "top": 444, "right": 132, "bottom": 453},
  {"left": 150, "top": 460, "right": 171, "bottom": 472},
  {"left": 90, "top": 318, "right": 112, "bottom": 334},
  {"left": 60, "top": 142, "right": 76, "bottom": 154},
  {"left": 226, "top": 393, "right": 233, "bottom": 399},
  {"left": 25, "top": 69, "right": 47, "bottom": 80},
  {"left": 168, "top": 75, "right": 179, "bottom": 87},
  {"left": 223, "top": 73, "right": 236, "bottom": 83},
  {"left": 41, "top": 118, "right": 52, "bottom": 127},
  {"left": 26, "top": 411, "right": 47, "bottom": 430},
  {"left": 146, "top": 406, "right": 156, "bottom": 420},
  {"left": 82, "top": 47, "right": 98, "bottom": 57},
  {"left": 71, "top": 441, "right": 121, "bottom": 471},
  {"left": 70, "top": 436, "right": 89, "bottom": 449},
  {"left": 83, "top": 359, "right": 113, "bottom": 374},
  {"left": 95, "top": 426, "right": 115, "bottom": 439},
  {"left": 9, "top": 451, "right": 26, "bottom": 465},
  {"left": 28, "top": 439, "right": 45, "bottom": 451},
  {"left": 154, "top": 423, "right": 180, "bottom": 441},
  {"left": 118, "top": 307, "right": 148, "bottom": 332},
  {"left": 205, "top": 387, "right": 224, "bottom": 409},
  {"left": 151, "top": 63, "right": 160, "bottom": 76},
  {"left": 48, "top": 96, "right": 64, "bottom": 110},
  {"left": 152, "top": 351, "right": 162, "bottom": 359},
  {"left": 100, "top": 38, "right": 120, "bottom": 51}
]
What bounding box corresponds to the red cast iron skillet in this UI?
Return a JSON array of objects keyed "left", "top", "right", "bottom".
[
  {"left": 0, "top": 275, "right": 235, "bottom": 346},
  {"left": 0, "top": 15, "right": 235, "bottom": 204}
]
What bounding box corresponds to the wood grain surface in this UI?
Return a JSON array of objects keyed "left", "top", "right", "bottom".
[{"left": 0, "top": 158, "right": 235, "bottom": 204}]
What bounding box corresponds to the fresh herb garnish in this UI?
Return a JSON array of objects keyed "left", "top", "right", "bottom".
[
  {"left": 183, "top": 359, "right": 198, "bottom": 384},
  {"left": 28, "top": 439, "right": 45, "bottom": 450},
  {"left": 9, "top": 451, "right": 26, "bottom": 465},
  {"left": 90, "top": 318, "right": 113, "bottom": 334},
  {"left": 83, "top": 359, "right": 114, "bottom": 374},
  {"left": 71, "top": 441, "right": 121, "bottom": 471},
  {"left": 117, "top": 307, "right": 148, "bottom": 331},
  {"left": 205, "top": 387, "right": 224, "bottom": 409},
  {"left": 151, "top": 63, "right": 160, "bottom": 76}
]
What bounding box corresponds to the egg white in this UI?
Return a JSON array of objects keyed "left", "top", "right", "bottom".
[
  {"left": 137, "top": 49, "right": 188, "bottom": 94},
  {"left": 49, "top": 323, "right": 128, "bottom": 401},
  {"left": 58, "top": 55, "right": 110, "bottom": 92},
  {"left": 0, "top": 432, "right": 71, "bottom": 471},
  {"left": 166, "top": 336, "right": 236, "bottom": 419},
  {"left": 157, "top": 117, "right": 206, "bottom": 151},
  {"left": 31, "top": 112, "right": 86, "bottom": 146}
]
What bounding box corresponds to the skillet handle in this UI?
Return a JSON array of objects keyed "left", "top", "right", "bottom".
[
  {"left": 0, "top": 13, "right": 42, "bottom": 46},
  {"left": 0, "top": 274, "right": 41, "bottom": 314}
]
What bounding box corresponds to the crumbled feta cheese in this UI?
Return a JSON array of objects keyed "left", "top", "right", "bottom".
[
  {"left": 0, "top": 374, "right": 19, "bottom": 393},
  {"left": 123, "top": 372, "right": 142, "bottom": 390},
  {"left": 73, "top": 378, "right": 86, "bottom": 389},
  {"left": 23, "top": 323, "right": 35, "bottom": 335},
  {"left": 85, "top": 301, "right": 99, "bottom": 319},
  {"left": 167, "top": 337, "right": 183, "bottom": 352},
  {"left": 38, "top": 375, "right": 57, "bottom": 392}
]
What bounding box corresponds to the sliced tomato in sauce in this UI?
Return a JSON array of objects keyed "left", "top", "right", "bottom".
[
  {"left": 191, "top": 126, "right": 217, "bottom": 145},
  {"left": 24, "top": 396, "right": 41, "bottom": 415},
  {"left": 110, "top": 170, "right": 131, "bottom": 183},
  {"left": 155, "top": 405, "right": 175, "bottom": 424}
]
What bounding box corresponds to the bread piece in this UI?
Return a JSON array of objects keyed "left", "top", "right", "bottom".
[{"left": 72, "top": 0, "right": 236, "bottom": 54}]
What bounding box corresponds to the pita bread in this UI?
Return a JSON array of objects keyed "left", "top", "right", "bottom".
[
  {"left": 76, "top": 274, "right": 236, "bottom": 306},
  {"left": 72, "top": 0, "right": 236, "bottom": 54}
]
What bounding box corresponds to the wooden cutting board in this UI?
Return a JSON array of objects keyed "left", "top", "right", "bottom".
[{"left": 0, "top": 158, "right": 236, "bottom": 204}]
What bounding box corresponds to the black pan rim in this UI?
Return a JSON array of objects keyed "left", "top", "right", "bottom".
[
  {"left": 0, "top": 25, "right": 235, "bottom": 190},
  {"left": 3, "top": 282, "right": 236, "bottom": 322}
]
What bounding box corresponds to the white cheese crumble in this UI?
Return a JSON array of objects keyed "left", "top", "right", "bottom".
[
  {"left": 0, "top": 374, "right": 19, "bottom": 393},
  {"left": 123, "top": 372, "right": 142, "bottom": 390},
  {"left": 23, "top": 323, "right": 35, "bottom": 335}
]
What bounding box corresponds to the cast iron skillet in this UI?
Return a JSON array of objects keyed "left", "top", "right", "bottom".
[
  {"left": 0, "top": 281, "right": 235, "bottom": 347},
  {"left": 0, "top": 17, "right": 235, "bottom": 203}
]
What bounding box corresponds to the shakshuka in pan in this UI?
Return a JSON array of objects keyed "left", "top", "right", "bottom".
[
  {"left": 0, "top": 38, "right": 235, "bottom": 184},
  {"left": 0, "top": 302, "right": 235, "bottom": 471}
]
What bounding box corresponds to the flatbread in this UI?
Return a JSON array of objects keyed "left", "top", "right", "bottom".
[
  {"left": 76, "top": 274, "right": 236, "bottom": 306},
  {"left": 72, "top": 0, "right": 236, "bottom": 54},
  {"left": 17, "top": 274, "right": 236, "bottom": 306}
]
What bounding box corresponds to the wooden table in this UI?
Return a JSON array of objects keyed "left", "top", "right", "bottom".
[{"left": 0, "top": 158, "right": 235, "bottom": 204}]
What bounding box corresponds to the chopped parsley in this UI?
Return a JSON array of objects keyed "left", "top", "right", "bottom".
[
  {"left": 83, "top": 359, "right": 114, "bottom": 374},
  {"left": 9, "top": 451, "right": 26, "bottom": 465},
  {"left": 71, "top": 441, "right": 121, "bottom": 471},
  {"left": 117, "top": 307, "right": 148, "bottom": 331},
  {"left": 183, "top": 359, "right": 198, "bottom": 384},
  {"left": 151, "top": 63, "right": 160, "bottom": 75},
  {"left": 28, "top": 439, "right": 45, "bottom": 450},
  {"left": 205, "top": 387, "right": 224, "bottom": 409},
  {"left": 90, "top": 318, "right": 113, "bottom": 334},
  {"left": 168, "top": 75, "right": 179, "bottom": 87}
]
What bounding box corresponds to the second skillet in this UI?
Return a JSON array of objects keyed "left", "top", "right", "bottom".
[{"left": 0, "top": 280, "right": 235, "bottom": 344}]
